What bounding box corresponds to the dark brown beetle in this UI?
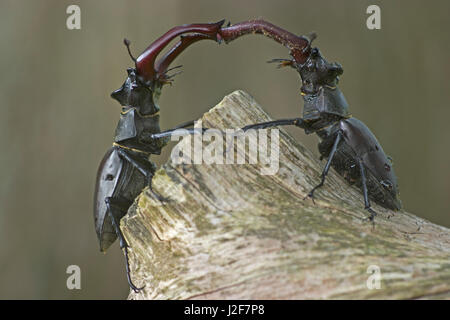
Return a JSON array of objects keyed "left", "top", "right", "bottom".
[
  {"left": 94, "top": 21, "right": 224, "bottom": 292},
  {"left": 217, "top": 20, "right": 401, "bottom": 220}
]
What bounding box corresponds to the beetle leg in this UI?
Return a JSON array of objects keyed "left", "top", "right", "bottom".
[
  {"left": 116, "top": 148, "right": 168, "bottom": 202},
  {"left": 151, "top": 117, "right": 307, "bottom": 140},
  {"left": 116, "top": 148, "right": 155, "bottom": 177},
  {"left": 241, "top": 117, "right": 306, "bottom": 131},
  {"left": 150, "top": 127, "right": 208, "bottom": 139},
  {"left": 123, "top": 246, "right": 144, "bottom": 293},
  {"left": 305, "top": 130, "right": 342, "bottom": 203},
  {"left": 105, "top": 197, "right": 144, "bottom": 293},
  {"left": 140, "top": 120, "right": 202, "bottom": 142},
  {"left": 358, "top": 158, "right": 377, "bottom": 224}
]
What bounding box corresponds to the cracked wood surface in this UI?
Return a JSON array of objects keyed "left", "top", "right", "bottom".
[{"left": 122, "top": 90, "right": 450, "bottom": 300}]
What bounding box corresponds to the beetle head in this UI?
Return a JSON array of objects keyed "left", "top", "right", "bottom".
[
  {"left": 297, "top": 47, "right": 343, "bottom": 95},
  {"left": 111, "top": 68, "right": 159, "bottom": 114}
]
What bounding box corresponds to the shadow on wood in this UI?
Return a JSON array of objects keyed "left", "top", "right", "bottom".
[{"left": 122, "top": 90, "right": 450, "bottom": 299}]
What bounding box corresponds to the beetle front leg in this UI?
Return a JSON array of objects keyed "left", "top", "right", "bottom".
[
  {"left": 105, "top": 197, "right": 144, "bottom": 293},
  {"left": 241, "top": 117, "right": 306, "bottom": 131},
  {"left": 150, "top": 127, "right": 207, "bottom": 139},
  {"left": 116, "top": 148, "right": 168, "bottom": 202},
  {"left": 305, "top": 130, "right": 342, "bottom": 203},
  {"left": 358, "top": 158, "right": 377, "bottom": 223},
  {"left": 221, "top": 118, "right": 307, "bottom": 155}
]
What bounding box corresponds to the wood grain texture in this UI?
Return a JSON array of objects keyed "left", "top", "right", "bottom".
[{"left": 122, "top": 90, "right": 450, "bottom": 300}]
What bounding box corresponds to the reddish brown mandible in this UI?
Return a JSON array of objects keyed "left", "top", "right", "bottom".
[
  {"left": 136, "top": 21, "right": 224, "bottom": 83},
  {"left": 218, "top": 19, "right": 312, "bottom": 64}
]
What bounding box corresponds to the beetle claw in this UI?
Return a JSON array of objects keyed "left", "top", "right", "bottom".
[
  {"left": 304, "top": 181, "right": 325, "bottom": 204},
  {"left": 362, "top": 207, "right": 377, "bottom": 228},
  {"left": 303, "top": 191, "right": 316, "bottom": 204},
  {"left": 128, "top": 278, "right": 145, "bottom": 293},
  {"left": 130, "top": 282, "right": 145, "bottom": 293}
]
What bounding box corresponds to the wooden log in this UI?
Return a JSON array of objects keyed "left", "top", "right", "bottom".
[{"left": 122, "top": 90, "right": 450, "bottom": 300}]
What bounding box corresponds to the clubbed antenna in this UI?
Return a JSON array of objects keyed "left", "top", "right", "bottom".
[{"left": 123, "top": 38, "right": 137, "bottom": 63}]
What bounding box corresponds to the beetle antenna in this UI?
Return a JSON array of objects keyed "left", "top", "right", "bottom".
[
  {"left": 165, "top": 70, "right": 183, "bottom": 79},
  {"left": 307, "top": 32, "right": 317, "bottom": 44},
  {"left": 301, "top": 32, "right": 317, "bottom": 55},
  {"left": 165, "top": 65, "right": 183, "bottom": 73},
  {"left": 123, "top": 38, "right": 137, "bottom": 63}
]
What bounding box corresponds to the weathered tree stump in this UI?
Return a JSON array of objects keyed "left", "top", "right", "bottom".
[{"left": 122, "top": 90, "right": 450, "bottom": 300}]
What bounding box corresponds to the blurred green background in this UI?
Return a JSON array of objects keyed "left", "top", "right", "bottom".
[{"left": 0, "top": 0, "right": 449, "bottom": 299}]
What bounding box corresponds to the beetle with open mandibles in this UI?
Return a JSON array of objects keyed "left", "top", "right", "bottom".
[
  {"left": 93, "top": 21, "right": 224, "bottom": 292},
  {"left": 216, "top": 20, "right": 401, "bottom": 221}
]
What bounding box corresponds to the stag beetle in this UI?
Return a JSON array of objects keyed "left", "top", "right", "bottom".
[
  {"left": 218, "top": 20, "right": 401, "bottom": 221},
  {"left": 94, "top": 21, "right": 224, "bottom": 292}
]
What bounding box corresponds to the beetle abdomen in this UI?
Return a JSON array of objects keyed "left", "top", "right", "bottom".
[
  {"left": 318, "top": 119, "right": 402, "bottom": 211},
  {"left": 338, "top": 118, "right": 401, "bottom": 210},
  {"left": 93, "top": 147, "right": 147, "bottom": 252}
]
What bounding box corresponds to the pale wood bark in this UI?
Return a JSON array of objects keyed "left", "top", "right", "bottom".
[{"left": 122, "top": 90, "right": 450, "bottom": 300}]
